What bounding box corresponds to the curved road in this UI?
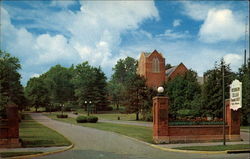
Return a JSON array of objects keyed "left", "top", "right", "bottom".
[{"left": 31, "top": 113, "right": 249, "bottom": 159}]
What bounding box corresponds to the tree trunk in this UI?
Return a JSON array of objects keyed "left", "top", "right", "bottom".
[
  {"left": 35, "top": 107, "right": 37, "bottom": 112},
  {"left": 136, "top": 112, "right": 139, "bottom": 121},
  {"left": 116, "top": 103, "right": 119, "bottom": 110}
]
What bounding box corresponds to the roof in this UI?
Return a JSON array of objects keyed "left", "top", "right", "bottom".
[
  {"left": 141, "top": 50, "right": 163, "bottom": 58},
  {"left": 165, "top": 66, "right": 178, "bottom": 77},
  {"left": 142, "top": 52, "right": 151, "bottom": 57}
]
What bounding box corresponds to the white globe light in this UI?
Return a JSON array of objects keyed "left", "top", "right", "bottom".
[{"left": 157, "top": 86, "right": 164, "bottom": 93}]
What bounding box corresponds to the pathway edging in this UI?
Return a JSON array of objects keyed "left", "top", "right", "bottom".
[{"left": 6, "top": 144, "right": 74, "bottom": 159}]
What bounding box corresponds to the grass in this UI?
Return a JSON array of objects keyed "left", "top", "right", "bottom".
[
  {"left": 174, "top": 144, "right": 250, "bottom": 151},
  {"left": 73, "top": 110, "right": 150, "bottom": 123},
  {"left": 46, "top": 114, "right": 153, "bottom": 143},
  {"left": 20, "top": 114, "right": 71, "bottom": 147},
  {"left": 0, "top": 151, "right": 42, "bottom": 158},
  {"left": 240, "top": 126, "right": 250, "bottom": 132}
]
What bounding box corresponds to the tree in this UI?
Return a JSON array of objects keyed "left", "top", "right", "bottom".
[
  {"left": 164, "top": 70, "right": 202, "bottom": 118},
  {"left": 25, "top": 77, "right": 50, "bottom": 112},
  {"left": 238, "top": 58, "right": 250, "bottom": 125},
  {"left": 111, "top": 57, "right": 138, "bottom": 84},
  {"left": 202, "top": 59, "right": 236, "bottom": 118},
  {"left": 107, "top": 80, "right": 124, "bottom": 110},
  {"left": 110, "top": 57, "right": 138, "bottom": 109},
  {"left": 0, "top": 50, "right": 26, "bottom": 117},
  {"left": 72, "top": 62, "right": 109, "bottom": 112},
  {"left": 40, "top": 64, "right": 75, "bottom": 104},
  {"left": 123, "top": 74, "right": 147, "bottom": 120}
]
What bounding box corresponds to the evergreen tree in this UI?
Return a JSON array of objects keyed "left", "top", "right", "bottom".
[
  {"left": 238, "top": 58, "right": 250, "bottom": 125},
  {"left": 202, "top": 59, "right": 236, "bottom": 118},
  {"left": 123, "top": 74, "right": 147, "bottom": 120}
]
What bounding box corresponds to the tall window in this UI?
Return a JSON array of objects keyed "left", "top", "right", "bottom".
[{"left": 152, "top": 57, "right": 160, "bottom": 73}]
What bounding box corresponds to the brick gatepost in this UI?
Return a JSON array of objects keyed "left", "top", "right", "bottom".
[
  {"left": 153, "top": 96, "right": 169, "bottom": 143},
  {"left": 225, "top": 99, "right": 241, "bottom": 141},
  {"left": 6, "top": 103, "right": 21, "bottom": 147}
]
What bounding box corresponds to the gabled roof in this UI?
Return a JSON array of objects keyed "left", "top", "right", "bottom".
[
  {"left": 141, "top": 50, "right": 163, "bottom": 58},
  {"left": 165, "top": 63, "right": 187, "bottom": 77},
  {"left": 166, "top": 66, "right": 178, "bottom": 77}
]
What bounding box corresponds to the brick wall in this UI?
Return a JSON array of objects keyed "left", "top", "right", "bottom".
[
  {"left": 166, "top": 63, "right": 188, "bottom": 82},
  {"left": 138, "top": 50, "right": 165, "bottom": 88},
  {"left": 153, "top": 97, "right": 241, "bottom": 143}
]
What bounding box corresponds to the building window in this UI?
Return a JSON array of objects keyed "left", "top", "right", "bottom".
[{"left": 152, "top": 58, "right": 160, "bottom": 73}]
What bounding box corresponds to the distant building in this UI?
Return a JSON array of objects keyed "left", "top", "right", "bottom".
[
  {"left": 137, "top": 50, "right": 165, "bottom": 88},
  {"left": 137, "top": 50, "right": 188, "bottom": 88},
  {"left": 166, "top": 63, "right": 188, "bottom": 82}
]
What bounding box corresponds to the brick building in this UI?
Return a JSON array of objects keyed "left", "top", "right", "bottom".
[{"left": 137, "top": 50, "right": 188, "bottom": 88}]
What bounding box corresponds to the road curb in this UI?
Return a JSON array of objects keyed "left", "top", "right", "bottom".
[
  {"left": 6, "top": 144, "right": 74, "bottom": 159},
  {"left": 226, "top": 149, "right": 250, "bottom": 154}
]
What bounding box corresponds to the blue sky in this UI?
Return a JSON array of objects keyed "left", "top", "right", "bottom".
[{"left": 1, "top": 0, "right": 249, "bottom": 85}]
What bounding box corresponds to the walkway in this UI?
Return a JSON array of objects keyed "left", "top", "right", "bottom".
[{"left": 31, "top": 113, "right": 248, "bottom": 159}]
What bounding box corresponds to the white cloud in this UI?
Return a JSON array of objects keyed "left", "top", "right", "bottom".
[
  {"left": 181, "top": 1, "right": 214, "bottom": 21},
  {"left": 173, "top": 19, "right": 181, "bottom": 27},
  {"left": 31, "top": 73, "right": 40, "bottom": 78},
  {"left": 199, "top": 9, "right": 245, "bottom": 43},
  {"left": 157, "top": 29, "right": 190, "bottom": 39},
  {"left": 1, "top": 1, "right": 159, "bottom": 84},
  {"left": 224, "top": 53, "right": 243, "bottom": 70},
  {"left": 50, "top": 0, "right": 77, "bottom": 9}
]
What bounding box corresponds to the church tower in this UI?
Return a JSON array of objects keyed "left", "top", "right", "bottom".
[{"left": 137, "top": 50, "right": 165, "bottom": 88}]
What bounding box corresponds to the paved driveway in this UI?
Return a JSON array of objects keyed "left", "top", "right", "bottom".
[{"left": 31, "top": 113, "right": 249, "bottom": 159}]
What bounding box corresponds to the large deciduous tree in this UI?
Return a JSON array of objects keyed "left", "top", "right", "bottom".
[
  {"left": 164, "top": 70, "right": 202, "bottom": 118},
  {"left": 41, "top": 64, "right": 75, "bottom": 104},
  {"left": 25, "top": 77, "right": 50, "bottom": 112},
  {"left": 0, "top": 50, "right": 26, "bottom": 117}
]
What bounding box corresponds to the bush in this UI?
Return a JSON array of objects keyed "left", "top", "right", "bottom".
[
  {"left": 76, "top": 116, "right": 88, "bottom": 123},
  {"left": 56, "top": 114, "right": 68, "bottom": 118},
  {"left": 142, "top": 112, "right": 152, "bottom": 121},
  {"left": 87, "top": 116, "right": 98, "bottom": 123},
  {"left": 76, "top": 116, "right": 98, "bottom": 123}
]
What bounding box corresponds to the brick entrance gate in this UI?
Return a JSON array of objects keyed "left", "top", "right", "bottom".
[{"left": 153, "top": 97, "right": 241, "bottom": 143}]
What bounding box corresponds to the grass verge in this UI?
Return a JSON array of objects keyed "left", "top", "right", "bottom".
[
  {"left": 174, "top": 144, "right": 250, "bottom": 151},
  {"left": 20, "top": 114, "right": 71, "bottom": 147},
  {"left": 0, "top": 151, "right": 42, "bottom": 158},
  {"left": 46, "top": 114, "right": 153, "bottom": 143}
]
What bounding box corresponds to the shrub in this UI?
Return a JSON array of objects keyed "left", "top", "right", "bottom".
[
  {"left": 76, "top": 116, "right": 88, "bottom": 123},
  {"left": 56, "top": 114, "right": 68, "bottom": 118},
  {"left": 142, "top": 112, "right": 152, "bottom": 121},
  {"left": 87, "top": 116, "right": 98, "bottom": 123}
]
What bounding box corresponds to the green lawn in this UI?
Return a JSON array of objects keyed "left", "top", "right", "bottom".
[
  {"left": 46, "top": 114, "right": 153, "bottom": 143},
  {"left": 174, "top": 144, "right": 250, "bottom": 151},
  {"left": 0, "top": 151, "right": 42, "bottom": 158},
  {"left": 73, "top": 110, "right": 150, "bottom": 123},
  {"left": 240, "top": 126, "right": 250, "bottom": 132},
  {"left": 20, "top": 114, "right": 71, "bottom": 147}
]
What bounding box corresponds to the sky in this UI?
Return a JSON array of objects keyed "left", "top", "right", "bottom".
[{"left": 1, "top": 0, "right": 249, "bottom": 85}]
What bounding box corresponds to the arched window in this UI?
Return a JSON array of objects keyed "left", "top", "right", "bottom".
[{"left": 152, "top": 58, "right": 160, "bottom": 73}]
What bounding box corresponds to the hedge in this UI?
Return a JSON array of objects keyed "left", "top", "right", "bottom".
[
  {"left": 169, "top": 121, "right": 223, "bottom": 126},
  {"left": 56, "top": 114, "right": 68, "bottom": 118},
  {"left": 76, "top": 116, "right": 98, "bottom": 123}
]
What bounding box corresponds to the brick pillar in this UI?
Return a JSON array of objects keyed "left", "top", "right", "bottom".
[
  {"left": 6, "top": 103, "right": 21, "bottom": 147},
  {"left": 225, "top": 99, "right": 241, "bottom": 141},
  {"left": 153, "top": 96, "right": 169, "bottom": 143}
]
